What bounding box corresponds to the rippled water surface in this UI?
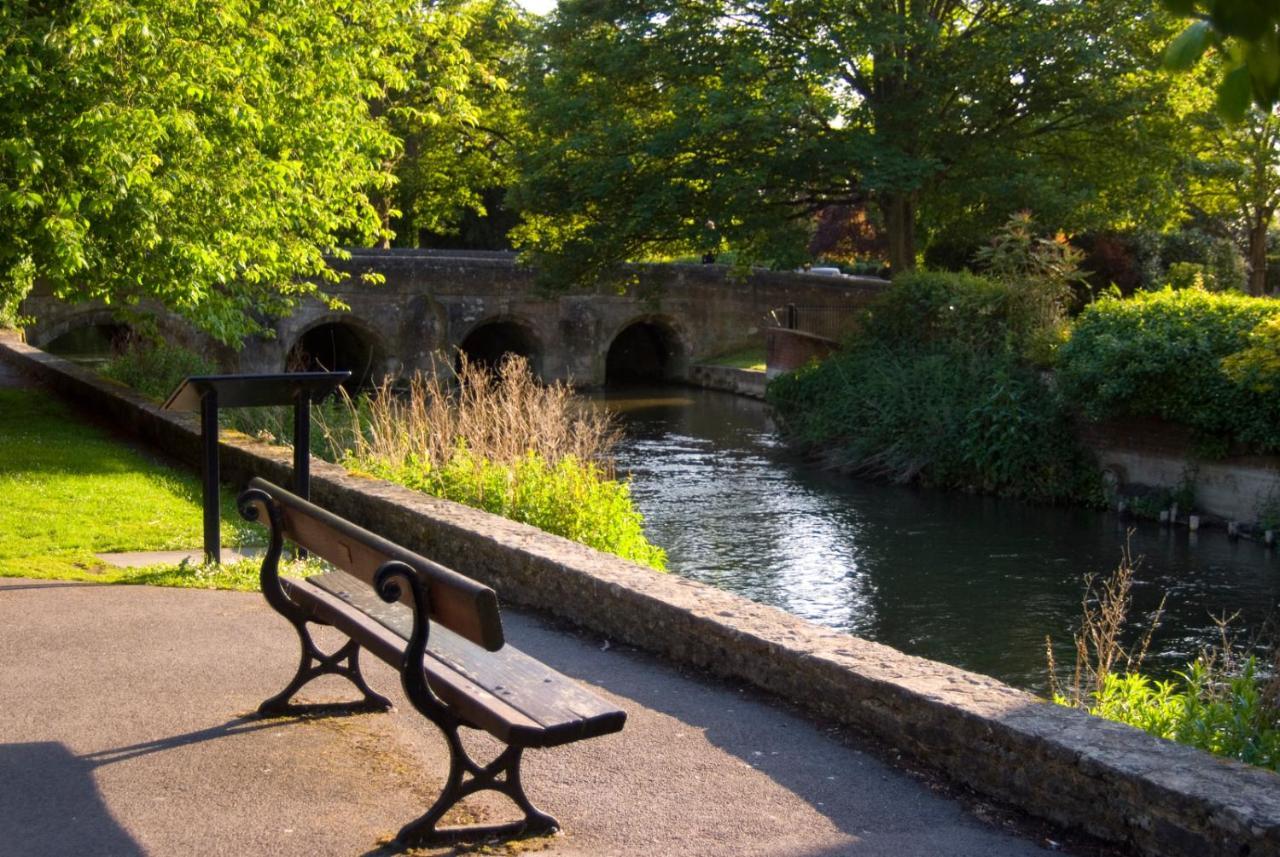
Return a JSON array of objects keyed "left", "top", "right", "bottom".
[{"left": 594, "top": 385, "right": 1280, "bottom": 693}]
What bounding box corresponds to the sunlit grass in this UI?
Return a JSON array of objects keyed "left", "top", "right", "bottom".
[
  {"left": 0, "top": 388, "right": 259, "bottom": 581},
  {"left": 706, "top": 347, "right": 766, "bottom": 372}
]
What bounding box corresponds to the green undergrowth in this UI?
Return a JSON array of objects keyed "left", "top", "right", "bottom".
[
  {"left": 768, "top": 270, "right": 1102, "bottom": 503},
  {"left": 1082, "top": 663, "right": 1280, "bottom": 771},
  {"left": 101, "top": 339, "right": 216, "bottom": 401},
  {"left": 1049, "top": 548, "right": 1280, "bottom": 773},
  {"left": 0, "top": 388, "right": 260, "bottom": 582}
]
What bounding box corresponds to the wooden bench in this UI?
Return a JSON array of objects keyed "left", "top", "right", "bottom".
[{"left": 236, "top": 477, "right": 627, "bottom": 846}]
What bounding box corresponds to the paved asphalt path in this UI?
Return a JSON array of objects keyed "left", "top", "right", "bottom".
[{"left": 0, "top": 579, "right": 1058, "bottom": 857}]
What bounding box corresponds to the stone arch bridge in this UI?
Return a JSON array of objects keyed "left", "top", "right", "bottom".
[{"left": 22, "top": 250, "right": 884, "bottom": 386}]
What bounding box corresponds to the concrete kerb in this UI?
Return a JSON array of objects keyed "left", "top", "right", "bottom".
[{"left": 2, "top": 330, "right": 1277, "bottom": 857}]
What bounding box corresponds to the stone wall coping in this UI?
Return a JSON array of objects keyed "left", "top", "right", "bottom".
[
  {"left": 331, "top": 251, "right": 887, "bottom": 295},
  {"left": 1, "top": 328, "right": 1276, "bottom": 857}
]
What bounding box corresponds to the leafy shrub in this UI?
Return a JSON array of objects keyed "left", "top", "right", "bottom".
[
  {"left": 1222, "top": 314, "right": 1280, "bottom": 392},
  {"left": 770, "top": 270, "right": 1101, "bottom": 503},
  {"left": 1086, "top": 663, "right": 1280, "bottom": 771},
  {"left": 101, "top": 340, "right": 215, "bottom": 401},
  {"left": 857, "top": 269, "right": 1021, "bottom": 353},
  {"left": 1050, "top": 543, "right": 1280, "bottom": 772},
  {"left": 1058, "top": 288, "right": 1280, "bottom": 453}
]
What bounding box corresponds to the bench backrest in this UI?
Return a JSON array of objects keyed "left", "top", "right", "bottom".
[{"left": 245, "top": 477, "right": 505, "bottom": 651}]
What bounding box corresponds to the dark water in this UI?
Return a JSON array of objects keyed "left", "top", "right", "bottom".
[{"left": 596, "top": 386, "right": 1280, "bottom": 693}]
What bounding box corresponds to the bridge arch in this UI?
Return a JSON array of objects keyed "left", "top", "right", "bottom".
[
  {"left": 455, "top": 315, "right": 543, "bottom": 376},
  {"left": 285, "top": 315, "right": 389, "bottom": 389},
  {"left": 30, "top": 309, "right": 132, "bottom": 361},
  {"left": 604, "top": 315, "right": 689, "bottom": 384}
]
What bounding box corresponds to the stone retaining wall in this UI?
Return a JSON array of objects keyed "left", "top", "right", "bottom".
[
  {"left": 1078, "top": 417, "right": 1280, "bottom": 524},
  {"left": 2, "top": 330, "right": 1277, "bottom": 857},
  {"left": 687, "top": 364, "right": 767, "bottom": 399}
]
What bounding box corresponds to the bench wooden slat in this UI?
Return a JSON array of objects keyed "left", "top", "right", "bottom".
[
  {"left": 280, "top": 578, "right": 550, "bottom": 746},
  {"left": 250, "top": 476, "right": 504, "bottom": 651},
  {"left": 309, "top": 570, "right": 627, "bottom": 747}
]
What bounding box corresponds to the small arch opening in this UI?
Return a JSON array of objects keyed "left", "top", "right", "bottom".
[
  {"left": 457, "top": 320, "right": 539, "bottom": 374},
  {"left": 606, "top": 320, "right": 685, "bottom": 385},
  {"left": 44, "top": 322, "right": 131, "bottom": 366},
  {"left": 287, "top": 322, "right": 384, "bottom": 389}
]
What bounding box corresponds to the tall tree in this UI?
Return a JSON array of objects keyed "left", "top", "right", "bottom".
[
  {"left": 1178, "top": 68, "right": 1280, "bottom": 294},
  {"left": 514, "top": 0, "right": 1179, "bottom": 282},
  {"left": 0, "top": 0, "right": 490, "bottom": 344},
  {"left": 383, "top": 0, "right": 530, "bottom": 247}
]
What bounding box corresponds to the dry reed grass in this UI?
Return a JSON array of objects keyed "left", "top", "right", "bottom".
[
  {"left": 319, "top": 354, "right": 620, "bottom": 473},
  {"left": 1047, "top": 534, "right": 1167, "bottom": 706}
]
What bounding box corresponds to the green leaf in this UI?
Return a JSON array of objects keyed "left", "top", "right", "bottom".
[
  {"left": 1165, "top": 21, "right": 1214, "bottom": 70},
  {"left": 1218, "top": 63, "right": 1253, "bottom": 120}
]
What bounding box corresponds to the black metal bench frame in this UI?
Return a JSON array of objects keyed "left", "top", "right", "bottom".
[{"left": 237, "top": 480, "right": 621, "bottom": 846}]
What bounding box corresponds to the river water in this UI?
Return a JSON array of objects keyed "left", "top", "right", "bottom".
[{"left": 596, "top": 386, "right": 1280, "bottom": 694}]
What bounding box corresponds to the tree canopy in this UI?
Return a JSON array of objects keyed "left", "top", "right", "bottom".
[
  {"left": 0, "top": 0, "right": 508, "bottom": 344},
  {"left": 512, "top": 0, "right": 1182, "bottom": 282},
  {"left": 383, "top": 0, "right": 531, "bottom": 247}
]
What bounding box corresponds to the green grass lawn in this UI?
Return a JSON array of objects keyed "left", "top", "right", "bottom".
[
  {"left": 0, "top": 387, "right": 268, "bottom": 588},
  {"left": 706, "top": 347, "right": 767, "bottom": 372}
]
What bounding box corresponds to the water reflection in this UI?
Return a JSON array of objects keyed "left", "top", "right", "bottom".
[{"left": 594, "top": 386, "right": 1280, "bottom": 693}]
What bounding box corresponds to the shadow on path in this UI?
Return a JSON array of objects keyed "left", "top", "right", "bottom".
[
  {"left": 2, "top": 711, "right": 383, "bottom": 857},
  {"left": 0, "top": 742, "right": 145, "bottom": 857}
]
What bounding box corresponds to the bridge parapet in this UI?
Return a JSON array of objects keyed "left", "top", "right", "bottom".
[{"left": 23, "top": 252, "right": 886, "bottom": 386}]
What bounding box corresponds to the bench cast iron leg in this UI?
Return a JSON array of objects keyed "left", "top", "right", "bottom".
[
  {"left": 238, "top": 488, "right": 392, "bottom": 717},
  {"left": 374, "top": 560, "right": 558, "bottom": 846},
  {"left": 259, "top": 621, "right": 392, "bottom": 716},
  {"left": 396, "top": 723, "right": 559, "bottom": 846}
]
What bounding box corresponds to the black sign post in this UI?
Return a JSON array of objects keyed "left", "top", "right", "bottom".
[{"left": 162, "top": 372, "right": 350, "bottom": 564}]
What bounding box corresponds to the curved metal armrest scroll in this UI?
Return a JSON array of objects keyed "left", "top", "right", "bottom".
[
  {"left": 237, "top": 487, "right": 305, "bottom": 622},
  {"left": 375, "top": 560, "right": 451, "bottom": 723}
]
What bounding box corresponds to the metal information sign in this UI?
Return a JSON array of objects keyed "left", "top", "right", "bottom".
[{"left": 162, "top": 372, "right": 349, "bottom": 563}]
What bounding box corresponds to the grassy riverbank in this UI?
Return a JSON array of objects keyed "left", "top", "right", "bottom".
[{"left": 0, "top": 387, "right": 264, "bottom": 588}]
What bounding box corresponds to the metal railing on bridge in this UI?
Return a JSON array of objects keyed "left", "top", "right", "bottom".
[{"left": 764, "top": 302, "right": 864, "bottom": 343}]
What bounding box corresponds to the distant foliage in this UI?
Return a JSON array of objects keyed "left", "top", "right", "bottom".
[
  {"left": 973, "top": 212, "right": 1086, "bottom": 365},
  {"left": 769, "top": 271, "right": 1101, "bottom": 503},
  {"left": 1058, "top": 288, "right": 1280, "bottom": 454},
  {"left": 101, "top": 340, "right": 214, "bottom": 401}
]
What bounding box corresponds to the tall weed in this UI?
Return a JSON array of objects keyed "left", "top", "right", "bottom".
[
  {"left": 1049, "top": 546, "right": 1280, "bottom": 772},
  {"left": 328, "top": 356, "right": 665, "bottom": 570}
]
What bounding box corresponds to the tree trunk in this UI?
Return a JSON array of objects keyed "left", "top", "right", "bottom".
[
  {"left": 883, "top": 193, "right": 917, "bottom": 274},
  {"left": 1248, "top": 209, "right": 1272, "bottom": 296}
]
